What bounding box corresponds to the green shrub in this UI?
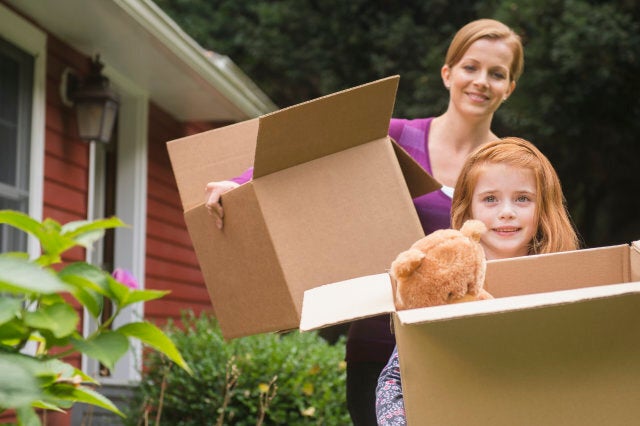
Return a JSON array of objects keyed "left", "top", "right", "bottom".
[
  {"left": 0, "top": 210, "right": 190, "bottom": 424},
  {"left": 125, "top": 311, "right": 350, "bottom": 425}
]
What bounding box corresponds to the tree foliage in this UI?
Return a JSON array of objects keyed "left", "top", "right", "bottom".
[{"left": 155, "top": 0, "right": 640, "bottom": 247}]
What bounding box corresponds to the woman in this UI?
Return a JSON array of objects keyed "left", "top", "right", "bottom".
[{"left": 205, "top": 19, "right": 524, "bottom": 425}]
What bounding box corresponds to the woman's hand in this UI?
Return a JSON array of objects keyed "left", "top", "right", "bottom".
[{"left": 204, "top": 180, "right": 240, "bottom": 229}]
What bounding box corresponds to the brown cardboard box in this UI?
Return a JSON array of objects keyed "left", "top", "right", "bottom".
[
  {"left": 167, "top": 76, "right": 440, "bottom": 339},
  {"left": 301, "top": 241, "right": 640, "bottom": 424}
]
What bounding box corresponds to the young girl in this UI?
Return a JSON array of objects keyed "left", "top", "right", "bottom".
[{"left": 375, "top": 137, "right": 580, "bottom": 425}]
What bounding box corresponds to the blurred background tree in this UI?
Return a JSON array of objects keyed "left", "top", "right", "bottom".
[{"left": 155, "top": 0, "right": 640, "bottom": 248}]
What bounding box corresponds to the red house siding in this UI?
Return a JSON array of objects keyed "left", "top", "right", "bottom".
[
  {"left": 44, "top": 36, "right": 91, "bottom": 233},
  {"left": 144, "top": 103, "right": 219, "bottom": 328},
  {"left": 2, "top": 13, "right": 231, "bottom": 421}
]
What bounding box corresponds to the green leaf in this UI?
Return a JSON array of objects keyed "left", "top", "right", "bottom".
[
  {"left": 117, "top": 322, "right": 192, "bottom": 375},
  {"left": 0, "top": 317, "right": 29, "bottom": 345},
  {"left": 0, "top": 210, "right": 47, "bottom": 243},
  {"left": 61, "top": 216, "right": 126, "bottom": 235},
  {"left": 38, "top": 218, "right": 72, "bottom": 256},
  {"left": 0, "top": 354, "right": 41, "bottom": 408},
  {"left": 0, "top": 297, "right": 23, "bottom": 325},
  {"left": 16, "top": 405, "right": 42, "bottom": 426},
  {"left": 0, "top": 256, "right": 74, "bottom": 294},
  {"left": 58, "top": 263, "right": 109, "bottom": 319},
  {"left": 39, "top": 359, "right": 98, "bottom": 385},
  {"left": 71, "top": 332, "right": 129, "bottom": 371},
  {"left": 23, "top": 303, "right": 79, "bottom": 338},
  {"left": 106, "top": 276, "right": 130, "bottom": 307},
  {"left": 72, "top": 286, "right": 103, "bottom": 320},
  {"left": 31, "top": 399, "right": 66, "bottom": 411},
  {"left": 120, "top": 289, "right": 170, "bottom": 308},
  {"left": 59, "top": 263, "right": 111, "bottom": 294},
  {"left": 45, "top": 383, "right": 124, "bottom": 417},
  {"left": 36, "top": 359, "right": 98, "bottom": 385},
  {"left": 61, "top": 217, "right": 127, "bottom": 249}
]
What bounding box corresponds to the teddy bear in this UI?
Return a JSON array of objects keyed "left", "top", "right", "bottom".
[{"left": 391, "top": 219, "right": 493, "bottom": 310}]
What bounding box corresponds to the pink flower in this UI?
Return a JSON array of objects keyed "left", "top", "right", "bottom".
[{"left": 112, "top": 268, "right": 138, "bottom": 289}]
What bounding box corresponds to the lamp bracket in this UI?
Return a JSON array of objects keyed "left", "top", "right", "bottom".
[{"left": 60, "top": 67, "right": 79, "bottom": 108}]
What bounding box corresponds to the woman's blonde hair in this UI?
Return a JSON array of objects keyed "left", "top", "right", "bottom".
[
  {"left": 451, "top": 137, "right": 579, "bottom": 255},
  {"left": 445, "top": 19, "right": 525, "bottom": 83}
]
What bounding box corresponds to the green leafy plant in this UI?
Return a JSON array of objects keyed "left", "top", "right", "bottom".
[
  {"left": 0, "top": 210, "right": 191, "bottom": 425},
  {"left": 125, "top": 311, "right": 350, "bottom": 426}
]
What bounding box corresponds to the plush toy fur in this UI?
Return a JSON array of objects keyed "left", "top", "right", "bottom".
[{"left": 391, "top": 219, "right": 493, "bottom": 310}]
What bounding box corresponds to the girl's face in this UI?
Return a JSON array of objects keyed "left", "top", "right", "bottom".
[
  {"left": 470, "top": 163, "right": 538, "bottom": 260},
  {"left": 442, "top": 38, "right": 516, "bottom": 119}
]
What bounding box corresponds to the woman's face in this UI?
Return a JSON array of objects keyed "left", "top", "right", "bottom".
[
  {"left": 442, "top": 38, "right": 516, "bottom": 119},
  {"left": 470, "top": 163, "right": 538, "bottom": 260}
]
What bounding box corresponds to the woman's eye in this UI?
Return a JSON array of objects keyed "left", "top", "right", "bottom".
[
  {"left": 463, "top": 65, "right": 476, "bottom": 72},
  {"left": 491, "top": 71, "right": 506, "bottom": 79}
]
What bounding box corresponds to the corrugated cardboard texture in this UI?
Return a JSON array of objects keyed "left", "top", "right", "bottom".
[
  {"left": 184, "top": 184, "right": 298, "bottom": 339},
  {"left": 395, "top": 281, "right": 640, "bottom": 324},
  {"left": 167, "top": 119, "right": 258, "bottom": 210},
  {"left": 300, "top": 273, "right": 394, "bottom": 331},
  {"left": 253, "top": 138, "right": 422, "bottom": 315},
  {"left": 253, "top": 76, "right": 398, "bottom": 178},
  {"left": 485, "top": 244, "right": 630, "bottom": 297},
  {"left": 397, "top": 292, "right": 640, "bottom": 425}
]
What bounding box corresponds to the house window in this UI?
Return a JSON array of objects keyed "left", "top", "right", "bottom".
[{"left": 0, "top": 37, "right": 33, "bottom": 253}]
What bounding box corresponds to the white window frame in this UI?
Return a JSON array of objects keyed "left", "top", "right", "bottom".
[{"left": 0, "top": 3, "right": 46, "bottom": 260}]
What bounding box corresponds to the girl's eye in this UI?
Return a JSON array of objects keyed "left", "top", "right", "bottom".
[
  {"left": 516, "top": 195, "right": 530, "bottom": 202},
  {"left": 484, "top": 195, "right": 497, "bottom": 203}
]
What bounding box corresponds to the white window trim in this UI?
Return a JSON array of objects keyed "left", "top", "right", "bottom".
[
  {"left": 82, "top": 66, "right": 149, "bottom": 385},
  {"left": 0, "top": 3, "right": 46, "bottom": 260}
]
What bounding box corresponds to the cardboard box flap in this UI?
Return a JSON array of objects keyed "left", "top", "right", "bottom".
[
  {"left": 167, "top": 118, "right": 258, "bottom": 210},
  {"left": 395, "top": 281, "right": 640, "bottom": 325},
  {"left": 391, "top": 141, "right": 441, "bottom": 198},
  {"left": 485, "top": 244, "right": 631, "bottom": 298},
  {"left": 253, "top": 76, "right": 399, "bottom": 179},
  {"left": 300, "top": 273, "right": 395, "bottom": 331}
]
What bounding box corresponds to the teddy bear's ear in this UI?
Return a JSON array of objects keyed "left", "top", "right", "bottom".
[
  {"left": 460, "top": 219, "right": 487, "bottom": 242},
  {"left": 390, "top": 249, "right": 425, "bottom": 279}
]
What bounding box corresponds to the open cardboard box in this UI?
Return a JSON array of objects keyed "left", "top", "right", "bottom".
[
  {"left": 301, "top": 240, "right": 640, "bottom": 424},
  {"left": 167, "top": 76, "right": 440, "bottom": 339}
]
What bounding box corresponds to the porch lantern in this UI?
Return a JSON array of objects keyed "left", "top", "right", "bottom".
[{"left": 72, "top": 55, "right": 120, "bottom": 144}]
